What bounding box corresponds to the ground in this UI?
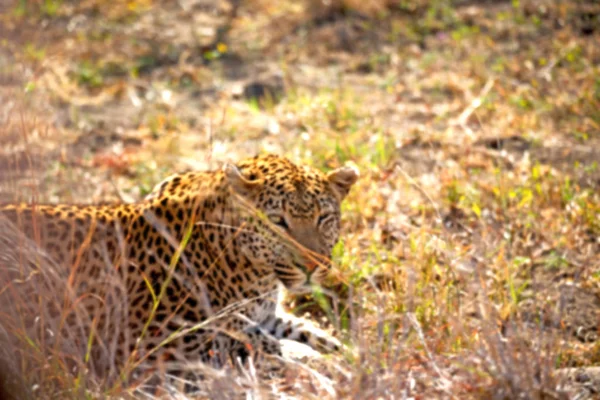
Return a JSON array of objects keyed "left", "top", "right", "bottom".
[{"left": 0, "top": 0, "right": 599, "bottom": 398}]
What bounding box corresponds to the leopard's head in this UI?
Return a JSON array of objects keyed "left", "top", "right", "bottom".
[{"left": 224, "top": 154, "right": 358, "bottom": 292}]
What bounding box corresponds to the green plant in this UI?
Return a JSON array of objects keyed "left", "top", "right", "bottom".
[{"left": 76, "top": 61, "right": 104, "bottom": 88}]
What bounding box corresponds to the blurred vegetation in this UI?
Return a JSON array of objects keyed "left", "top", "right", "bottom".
[{"left": 0, "top": 0, "right": 599, "bottom": 398}]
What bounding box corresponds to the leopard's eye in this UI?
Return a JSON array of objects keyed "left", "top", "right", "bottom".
[
  {"left": 268, "top": 214, "right": 288, "bottom": 229},
  {"left": 317, "top": 213, "right": 331, "bottom": 227}
]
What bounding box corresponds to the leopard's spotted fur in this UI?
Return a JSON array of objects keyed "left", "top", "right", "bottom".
[{"left": 0, "top": 154, "right": 358, "bottom": 381}]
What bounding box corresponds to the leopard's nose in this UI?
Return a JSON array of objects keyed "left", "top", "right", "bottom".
[{"left": 305, "top": 258, "right": 319, "bottom": 272}]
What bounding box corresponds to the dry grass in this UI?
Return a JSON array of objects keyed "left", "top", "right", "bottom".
[{"left": 1, "top": 0, "right": 599, "bottom": 398}]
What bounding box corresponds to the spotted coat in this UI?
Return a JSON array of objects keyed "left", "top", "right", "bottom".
[{"left": 0, "top": 154, "right": 359, "bottom": 378}]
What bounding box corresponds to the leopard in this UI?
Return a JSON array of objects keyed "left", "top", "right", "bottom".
[{"left": 0, "top": 153, "right": 359, "bottom": 386}]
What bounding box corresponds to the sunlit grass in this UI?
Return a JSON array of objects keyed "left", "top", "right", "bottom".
[{"left": 1, "top": 0, "right": 599, "bottom": 398}]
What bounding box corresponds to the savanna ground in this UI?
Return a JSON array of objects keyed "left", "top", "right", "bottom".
[{"left": 0, "top": 0, "right": 599, "bottom": 398}]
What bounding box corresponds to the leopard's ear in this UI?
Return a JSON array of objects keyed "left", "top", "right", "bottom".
[
  {"left": 224, "top": 163, "right": 263, "bottom": 197},
  {"left": 327, "top": 165, "right": 359, "bottom": 200}
]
